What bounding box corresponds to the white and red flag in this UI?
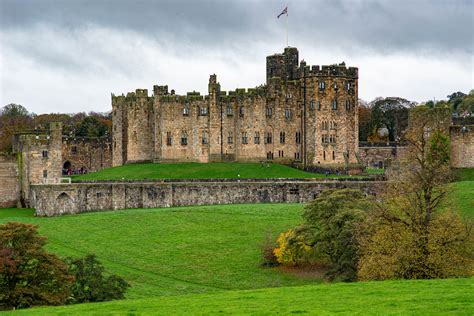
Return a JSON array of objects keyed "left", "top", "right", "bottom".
[{"left": 277, "top": 6, "right": 288, "bottom": 18}]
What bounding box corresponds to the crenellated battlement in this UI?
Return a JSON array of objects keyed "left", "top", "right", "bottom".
[{"left": 112, "top": 46, "right": 360, "bottom": 166}]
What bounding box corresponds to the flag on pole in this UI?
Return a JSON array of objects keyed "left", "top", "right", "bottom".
[{"left": 277, "top": 6, "right": 288, "bottom": 18}]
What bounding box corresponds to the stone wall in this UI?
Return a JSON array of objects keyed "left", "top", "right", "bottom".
[
  {"left": 0, "top": 153, "right": 19, "bottom": 208},
  {"left": 358, "top": 144, "right": 406, "bottom": 169},
  {"left": 62, "top": 137, "right": 112, "bottom": 172},
  {"left": 30, "top": 179, "right": 382, "bottom": 216},
  {"left": 450, "top": 125, "right": 474, "bottom": 168}
]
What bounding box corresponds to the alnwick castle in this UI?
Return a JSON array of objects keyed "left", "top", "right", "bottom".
[
  {"left": 0, "top": 47, "right": 473, "bottom": 213},
  {"left": 112, "top": 47, "right": 358, "bottom": 166}
]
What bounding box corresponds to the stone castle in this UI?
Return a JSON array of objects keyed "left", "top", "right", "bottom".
[{"left": 111, "top": 47, "right": 359, "bottom": 167}]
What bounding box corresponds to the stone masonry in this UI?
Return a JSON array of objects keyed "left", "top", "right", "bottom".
[
  {"left": 112, "top": 47, "right": 359, "bottom": 167},
  {"left": 30, "top": 179, "right": 382, "bottom": 216},
  {"left": 0, "top": 153, "right": 19, "bottom": 208}
]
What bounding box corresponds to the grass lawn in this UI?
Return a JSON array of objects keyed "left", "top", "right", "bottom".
[
  {"left": 8, "top": 278, "right": 473, "bottom": 315},
  {"left": 454, "top": 168, "right": 474, "bottom": 182},
  {"left": 0, "top": 208, "right": 34, "bottom": 219},
  {"left": 72, "top": 162, "right": 351, "bottom": 181},
  {"left": 0, "top": 203, "right": 316, "bottom": 299},
  {"left": 366, "top": 168, "right": 385, "bottom": 174},
  {"left": 448, "top": 181, "right": 474, "bottom": 218}
]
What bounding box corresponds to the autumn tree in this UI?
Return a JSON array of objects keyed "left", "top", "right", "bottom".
[
  {"left": 368, "top": 97, "right": 414, "bottom": 141},
  {"left": 0, "top": 104, "right": 33, "bottom": 152},
  {"left": 0, "top": 222, "right": 74, "bottom": 310},
  {"left": 358, "top": 107, "right": 473, "bottom": 280}
]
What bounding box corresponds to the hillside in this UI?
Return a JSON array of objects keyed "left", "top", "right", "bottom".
[
  {"left": 71, "top": 162, "right": 352, "bottom": 181},
  {"left": 7, "top": 278, "right": 473, "bottom": 315}
]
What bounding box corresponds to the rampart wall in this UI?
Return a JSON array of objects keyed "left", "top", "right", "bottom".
[
  {"left": 30, "top": 179, "right": 383, "bottom": 216},
  {"left": 0, "top": 153, "right": 19, "bottom": 208}
]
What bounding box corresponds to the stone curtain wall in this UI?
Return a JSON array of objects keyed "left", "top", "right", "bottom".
[
  {"left": 30, "top": 179, "right": 382, "bottom": 216},
  {"left": 112, "top": 47, "right": 359, "bottom": 167},
  {"left": 62, "top": 137, "right": 112, "bottom": 172},
  {"left": 450, "top": 125, "right": 474, "bottom": 168},
  {"left": 0, "top": 154, "right": 19, "bottom": 208}
]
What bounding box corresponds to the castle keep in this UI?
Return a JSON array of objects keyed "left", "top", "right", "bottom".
[{"left": 112, "top": 47, "right": 359, "bottom": 166}]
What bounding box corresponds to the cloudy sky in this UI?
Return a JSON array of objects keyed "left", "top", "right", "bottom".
[{"left": 0, "top": 0, "right": 473, "bottom": 114}]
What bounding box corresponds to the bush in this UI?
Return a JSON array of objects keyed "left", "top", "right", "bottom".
[
  {"left": 67, "top": 255, "right": 130, "bottom": 303},
  {"left": 302, "top": 189, "right": 371, "bottom": 281},
  {"left": 358, "top": 211, "right": 473, "bottom": 280},
  {"left": 261, "top": 234, "right": 279, "bottom": 267},
  {"left": 0, "top": 222, "right": 74, "bottom": 310},
  {"left": 273, "top": 226, "right": 314, "bottom": 266}
]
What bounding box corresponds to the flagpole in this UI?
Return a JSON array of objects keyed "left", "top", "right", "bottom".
[
  {"left": 286, "top": 5, "right": 288, "bottom": 47},
  {"left": 286, "top": 10, "right": 288, "bottom": 47}
]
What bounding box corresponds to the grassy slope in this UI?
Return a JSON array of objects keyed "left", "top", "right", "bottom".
[
  {"left": 0, "top": 204, "right": 318, "bottom": 299},
  {"left": 9, "top": 278, "right": 473, "bottom": 315},
  {"left": 72, "top": 162, "right": 345, "bottom": 181}
]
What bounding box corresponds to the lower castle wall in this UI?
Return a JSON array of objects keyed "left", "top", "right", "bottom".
[
  {"left": 30, "top": 180, "right": 383, "bottom": 216},
  {"left": 450, "top": 125, "right": 474, "bottom": 168},
  {"left": 0, "top": 154, "right": 19, "bottom": 208}
]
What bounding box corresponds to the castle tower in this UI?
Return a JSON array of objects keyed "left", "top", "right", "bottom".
[
  {"left": 208, "top": 74, "right": 222, "bottom": 161},
  {"left": 112, "top": 94, "right": 125, "bottom": 166}
]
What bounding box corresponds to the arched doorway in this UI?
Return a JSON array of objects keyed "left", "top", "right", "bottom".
[
  {"left": 63, "top": 161, "right": 71, "bottom": 175},
  {"left": 56, "top": 192, "right": 74, "bottom": 215}
]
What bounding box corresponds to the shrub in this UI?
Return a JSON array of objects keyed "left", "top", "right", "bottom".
[
  {"left": 67, "top": 254, "right": 130, "bottom": 303},
  {"left": 273, "top": 226, "right": 314, "bottom": 266},
  {"left": 0, "top": 222, "right": 74, "bottom": 310},
  {"left": 302, "top": 189, "right": 371, "bottom": 281},
  {"left": 358, "top": 211, "right": 473, "bottom": 280},
  {"left": 261, "top": 234, "right": 279, "bottom": 267}
]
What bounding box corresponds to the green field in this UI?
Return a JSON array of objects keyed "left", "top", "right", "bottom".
[
  {"left": 72, "top": 162, "right": 350, "bottom": 181},
  {"left": 8, "top": 278, "right": 472, "bottom": 315},
  {"left": 1, "top": 170, "right": 472, "bottom": 314}
]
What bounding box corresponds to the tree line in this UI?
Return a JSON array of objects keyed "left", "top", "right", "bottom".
[
  {"left": 0, "top": 103, "right": 111, "bottom": 153},
  {"left": 358, "top": 90, "right": 474, "bottom": 142}
]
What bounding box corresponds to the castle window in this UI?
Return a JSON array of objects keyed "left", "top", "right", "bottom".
[
  {"left": 266, "top": 152, "right": 274, "bottom": 160},
  {"left": 202, "top": 132, "right": 208, "bottom": 145},
  {"left": 181, "top": 133, "right": 188, "bottom": 146},
  {"left": 345, "top": 81, "right": 351, "bottom": 91},
  {"left": 43, "top": 170, "right": 48, "bottom": 178},
  {"left": 227, "top": 132, "right": 233, "bottom": 144},
  {"left": 278, "top": 150, "right": 284, "bottom": 158},
  {"left": 265, "top": 106, "right": 273, "bottom": 118},
  {"left": 280, "top": 132, "right": 285, "bottom": 144},
  {"left": 183, "top": 106, "right": 190, "bottom": 116},
  {"left": 309, "top": 100, "right": 315, "bottom": 110},
  {"left": 226, "top": 105, "right": 233, "bottom": 116},
  {"left": 239, "top": 106, "right": 245, "bottom": 118},
  {"left": 166, "top": 132, "right": 172, "bottom": 146},
  {"left": 345, "top": 100, "right": 351, "bottom": 111},
  {"left": 333, "top": 82, "right": 338, "bottom": 90},
  {"left": 242, "top": 132, "right": 248, "bottom": 144},
  {"left": 71, "top": 146, "right": 77, "bottom": 154},
  {"left": 294, "top": 152, "right": 301, "bottom": 161},
  {"left": 42, "top": 150, "right": 48, "bottom": 158},
  {"left": 323, "top": 151, "right": 326, "bottom": 160},
  {"left": 332, "top": 151, "right": 336, "bottom": 160},
  {"left": 318, "top": 81, "right": 325, "bottom": 91},
  {"left": 199, "top": 107, "right": 208, "bottom": 116},
  {"left": 317, "top": 101, "right": 321, "bottom": 111},
  {"left": 332, "top": 100, "right": 337, "bottom": 110},
  {"left": 330, "top": 135, "right": 336, "bottom": 143},
  {"left": 296, "top": 132, "right": 301, "bottom": 144},
  {"left": 254, "top": 132, "right": 260, "bottom": 144},
  {"left": 285, "top": 109, "right": 292, "bottom": 120},
  {"left": 265, "top": 132, "right": 272, "bottom": 144}
]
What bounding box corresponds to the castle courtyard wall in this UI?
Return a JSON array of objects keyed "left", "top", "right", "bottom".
[
  {"left": 0, "top": 154, "right": 19, "bottom": 208},
  {"left": 30, "top": 179, "right": 383, "bottom": 217}
]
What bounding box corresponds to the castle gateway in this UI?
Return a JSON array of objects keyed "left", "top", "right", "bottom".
[{"left": 112, "top": 47, "right": 359, "bottom": 167}]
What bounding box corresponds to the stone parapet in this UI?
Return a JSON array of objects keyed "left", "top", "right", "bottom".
[{"left": 30, "top": 180, "right": 383, "bottom": 217}]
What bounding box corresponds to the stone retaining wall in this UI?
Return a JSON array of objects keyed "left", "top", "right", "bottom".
[
  {"left": 0, "top": 154, "right": 19, "bottom": 208},
  {"left": 30, "top": 180, "right": 383, "bottom": 216}
]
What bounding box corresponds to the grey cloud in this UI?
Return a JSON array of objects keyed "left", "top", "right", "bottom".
[{"left": 1, "top": 0, "right": 472, "bottom": 54}]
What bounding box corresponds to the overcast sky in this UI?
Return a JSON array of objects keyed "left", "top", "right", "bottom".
[{"left": 1, "top": 0, "right": 473, "bottom": 114}]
